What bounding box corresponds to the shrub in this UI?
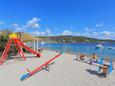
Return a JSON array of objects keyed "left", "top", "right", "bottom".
[{"left": 0, "top": 30, "right": 18, "bottom": 58}]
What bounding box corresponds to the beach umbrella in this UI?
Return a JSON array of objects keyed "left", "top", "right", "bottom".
[
  {"left": 97, "top": 58, "right": 103, "bottom": 73},
  {"left": 108, "top": 60, "right": 113, "bottom": 74}
]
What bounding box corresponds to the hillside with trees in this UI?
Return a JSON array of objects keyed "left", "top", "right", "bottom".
[{"left": 37, "top": 36, "right": 115, "bottom": 43}]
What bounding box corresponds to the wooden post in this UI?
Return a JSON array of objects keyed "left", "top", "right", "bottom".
[{"left": 19, "top": 32, "right": 23, "bottom": 51}]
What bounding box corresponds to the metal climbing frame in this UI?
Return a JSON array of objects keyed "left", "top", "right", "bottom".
[{"left": 0, "top": 38, "right": 40, "bottom": 65}]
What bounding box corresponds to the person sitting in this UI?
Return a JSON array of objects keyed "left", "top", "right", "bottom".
[
  {"left": 99, "top": 64, "right": 108, "bottom": 78},
  {"left": 91, "top": 53, "right": 98, "bottom": 62},
  {"left": 89, "top": 53, "right": 97, "bottom": 65},
  {"left": 78, "top": 54, "right": 86, "bottom": 61},
  {"left": 84, "top": 55, "right": 91, "bottom": 64}
]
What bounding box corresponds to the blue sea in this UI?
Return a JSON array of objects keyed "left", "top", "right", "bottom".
[{"left": 37, "top": 43, "right": 115, "bottom": 59}]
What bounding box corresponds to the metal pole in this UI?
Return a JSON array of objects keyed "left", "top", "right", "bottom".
[
  {"left": 34, "top": 38, "right": 36, "bottom": 51},
  {"left": 37, "top": 38, "right": 38, "bottom": 52}
]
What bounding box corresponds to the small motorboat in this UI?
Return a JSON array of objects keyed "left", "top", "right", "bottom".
[{"left": 95, "top": 44, "right": 103, "bottom": 49}]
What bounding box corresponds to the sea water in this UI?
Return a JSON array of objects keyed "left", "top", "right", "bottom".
[{"left": 37, "top": 43, "right": 115, "bottom": 59}]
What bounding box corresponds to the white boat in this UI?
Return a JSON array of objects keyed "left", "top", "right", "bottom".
[{"left": 95, "top": 44, "right": 103, "bottom": 49}]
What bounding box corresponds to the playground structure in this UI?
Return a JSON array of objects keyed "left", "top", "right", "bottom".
[
  {"left": 20, "top": 51, "right": 63, "bottom": 81},
  {"left": 33, "top": 38, "right": 39, "bottom": 52},
  {"left": 0, "top": 33, "right": 40, "bottom": 65}
]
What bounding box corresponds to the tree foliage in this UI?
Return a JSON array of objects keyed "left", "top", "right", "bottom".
[{"left": 0, "top": 30, "right": 18, "bottom": 57}]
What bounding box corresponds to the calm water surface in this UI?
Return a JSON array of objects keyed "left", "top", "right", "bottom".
[{"left": 35, "top": 43, "right": 115, "bottom": 59}]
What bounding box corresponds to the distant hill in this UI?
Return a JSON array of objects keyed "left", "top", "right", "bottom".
[{"left": 37, "top": 36, "right": 115, "bottom": 43}]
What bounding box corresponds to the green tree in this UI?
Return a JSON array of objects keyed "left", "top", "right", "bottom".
[{"left": 0, "top": 30, "right": 18, "bottom": 59}]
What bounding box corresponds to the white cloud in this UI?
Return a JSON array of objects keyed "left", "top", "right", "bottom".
[
  {"left": 61, "top": 30, "right": 74, "bottom": 35},
  {"left": 26, "top": 17, "right": 40, "bottom": 28},
  {"left": 100, "top": 31, "right": 115, "bottom": 39},
  {"left": 74, "top": 32, "right": 81, "bottom": 36},
  {"left": 92, "top": 32, "right": 98, "bottom": 37},
  {"left": 85, "top": 27, "right": 95, "bottom": 32},
  {"left": 96, "top": 23, "right": 104, "bottom": 27},
  {"left": 59, "top": 29, "right": 115, "bottom": 39},
  {"left": 45, "top": 29, "right": 51, "bottom": 36},
  {"left": 81, "top": 32, "right": 90, "bottom": 37},
  {"left": 85, "top": 28, "right": 90, "bottom": 32},
  {"left": 60, "top": 30, "right": 89, "bottom": 37},
  {"left": 12, "top": 23, "right": 23, "bottom": 32},
  {"left": 110, "top": 32, "right": 115, "bottom": 36},
  {"left": 11, "top": 19, "right": 115, "bottom": 40},
  {"left": 81, "top": 31, "right": 115, "bottom": 39},
  {"left": 101, "top": 31, "right": 111, "bottom": 36},
  {"left": 12, "top": 17, "right": 40, "bottom": 32},
  {"left": 31, "top": 29, "right": 52, "bottom": 36},
  {"left": 0, "top": 21, "right": 4, "bottom": 25},
  {"left": 83, "top": 31, "right": 115, "bottom": 39}
]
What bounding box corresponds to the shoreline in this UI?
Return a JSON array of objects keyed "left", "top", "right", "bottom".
[
  {"left": 44, "top": 49, "right": 115, "bottom": 69},
  {"left": 44, "top": 48, "right": 115, "bottom": 61}
]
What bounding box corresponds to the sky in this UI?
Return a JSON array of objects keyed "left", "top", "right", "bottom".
[{"left": 0, "top": 0, "right": 115, "bottom": 39}]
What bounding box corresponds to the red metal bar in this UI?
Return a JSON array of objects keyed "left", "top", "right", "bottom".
[
  {"left": 13, "top": 39, "right": 26, "bottom": 60},
  {"left": 0, "top": 37, "right": 41, "bottom": 65},
  {"left": 20, "top": 52, "right": 62, "bottom": 80},
  {"left": 16, "top": 39, "right": 40, "bottom": 57},
  {"left": 29, "top": 53, "right": 62, "bottom": 76},
  {"left": 0, "top": 39, "right": 12, "bottom": 64}
]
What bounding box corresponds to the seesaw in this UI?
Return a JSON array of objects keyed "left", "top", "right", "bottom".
[{"left": 20, "top": 52, "right": 63, "bottom": 81}]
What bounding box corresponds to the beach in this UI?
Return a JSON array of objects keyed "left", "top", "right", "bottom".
[{"left": 0, "top": 50, "right": 115, "bottom": 86}]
